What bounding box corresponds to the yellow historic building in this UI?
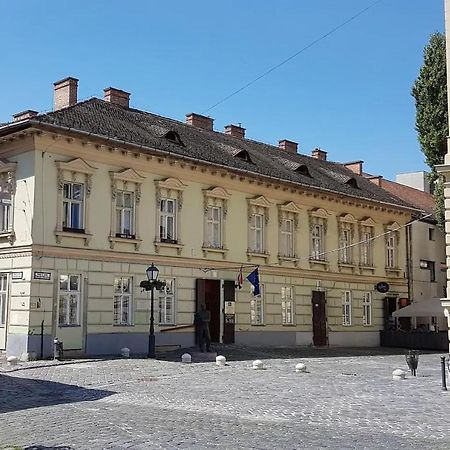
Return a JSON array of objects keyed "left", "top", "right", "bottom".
[{"left": 0, "top": 78, "right": 416, "bottom": 357}]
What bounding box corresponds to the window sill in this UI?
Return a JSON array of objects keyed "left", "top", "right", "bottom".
[
  {"left": 113, "top": 323, "right": 134, "bottom": 327},
  {"left": 202, "top": 246, "right": 228, "bottom": 258},
  {"left": 155, "top": 241, "right": 184, "bottom": 255},
  {"left": 278, "top": 256, "right": 299, "bottom": 266},
  {"left": 309, "top": 258, "right": 329, "bottom": 270},
  {"left": 338, "top": 262, "right": 356, "bottom": 273},
  {"left": 385, "top": 267, "right": 402, "bottom": 276},
  {"left": 56, "top": 230, "right": 92, "bottom": 246},
  {"left": 0, "top": 230, "right": 15, "bottom": 245},
  {"left": 58, "top": 324, "right": 81, "bottom": 328},
  {"left": 109, "top": 235, "right": 142, "bottom": 251},
  {"left": 359, "top": 265, "right": 375, "bottom": 271},
  {"left": 247, "top": 251, "right": 269, "bottom": 261}
]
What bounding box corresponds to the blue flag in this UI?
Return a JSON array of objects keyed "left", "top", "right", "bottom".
[{"left": 246, "top": 267, "right": 261, "bottom": 297}]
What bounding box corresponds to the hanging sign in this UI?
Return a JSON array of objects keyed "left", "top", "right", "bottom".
[{"left": 375, "top": 281, "right": 390, "bottom": 293}]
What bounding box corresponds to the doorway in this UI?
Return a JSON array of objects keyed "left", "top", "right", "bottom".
[
  {"left": 196, "top": 279, "right": 221, "bottom": 342},
  {"left": 312, "top": 290, "right": 327, "bottom": 346}
]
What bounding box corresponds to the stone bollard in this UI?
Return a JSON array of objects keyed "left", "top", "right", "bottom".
[
  {"left": 392, "top": 369, "right": 406, "bottom": 380},
  {"left": 121, "top": 347, "right": 130, "bottom": 358},
  {"left": 295, "top": 363, "right": 307, "bottom": 373},
  {"left": 252, "top": 360, "right": 264, "bottom": 370},
  {"left": 216, "top": 355, "right": 226, "bottom": 366},
  {"left": 181, "top": 353, "right": 192, "bottom": 363},
  {"left": 7, "top": 356, "right": 18, "bottom": 366}
]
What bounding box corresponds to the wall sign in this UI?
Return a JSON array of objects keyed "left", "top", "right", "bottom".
[
  {"left": 12, "top": 272, "right": 23, "bottom": 280},
  {"left": 33, "top": 271, "right": 52, "bottom": 281},
  {"left": 375, "top": 281, "right": 390, "bottom": 293}
]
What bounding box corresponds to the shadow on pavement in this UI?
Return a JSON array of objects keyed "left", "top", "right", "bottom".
[
  {"left": 157, "top": 345, "right": 443, "bottom": 362},
  {"left": 0, "top": 373, "right": 115, "bottom": 414}
]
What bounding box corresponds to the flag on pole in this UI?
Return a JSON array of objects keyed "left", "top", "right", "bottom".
[
  {"left": 236, "top": 265, "right": 244, "bottom": 289},
  {"left": 246, "top": 267, "right": 261, "bottom": 297}
]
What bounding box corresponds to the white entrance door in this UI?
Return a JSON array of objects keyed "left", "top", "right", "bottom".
[
  {"left": 57, "top": 273, "right": 84, "bottom": 350},
  {"left": 0, "top": 274, "right": 8, "bottom": 350}
]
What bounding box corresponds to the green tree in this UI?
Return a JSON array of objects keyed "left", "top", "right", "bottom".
[{"left": 411, "top": 32, "right": 448, "bottom": 227}]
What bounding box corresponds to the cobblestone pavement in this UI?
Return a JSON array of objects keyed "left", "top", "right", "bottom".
[{"left": 1, "top": 347, "right": 449, "bottom": 449}]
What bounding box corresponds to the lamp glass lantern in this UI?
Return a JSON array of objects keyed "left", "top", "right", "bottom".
[{"left": 146, "top": 263, "right": 159, "bottom": 282}]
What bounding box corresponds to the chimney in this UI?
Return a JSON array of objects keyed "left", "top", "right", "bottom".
[
  {"left": 343, "top": 161, "right": 363, "bottom": 175},
  {"left": 278, "top": 139, "right": 298, "bottom": 154},
  {"left": 12, "top": 110, "right": 38, "bottom": 122},
  {"left": 224, "top": 124, "right": 245, "bottom": 139},
  {"left": 186, "top": 113, "right": 214, "bottom": 131},
  {"left": 311, "top": 148, "right": 327, "bottom": 161},
  {"left": 104, "top": 87, "right": 130, "bottom": 108},
  {"left": 368, "top": 175, "right": 383, "bottom": 187},
  {"left": 53, "top": 77, "right": 78, "bottom": 111}
]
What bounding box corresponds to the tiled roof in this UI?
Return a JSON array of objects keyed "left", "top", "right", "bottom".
[
  {"left": 1, "top": 98, "right": 416, "bottom": 210},
  {"left": 379, "top": 178, "right": 436, "bottom": 216}
]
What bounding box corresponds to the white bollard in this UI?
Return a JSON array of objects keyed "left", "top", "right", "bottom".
[
  {"left": 7, "top": 356, "right": 18, "bottom": 366},
  {"left": 392, "top": 369, "right": 406, "bottom": 380},
  {"left": 252, "top": 359, "right": 264, "bottom": 370},
  {"left": 181, "top": 353, "right": 192, "bottom": 363},
  {"left": 216, "top": 355, "right": 226, "bottom": 366},
  {"left": 121, "top": 347, "right": 130, "bottom": 358},
  {"left": 295, "top": 363, "right": 307, "bottom": 373}
]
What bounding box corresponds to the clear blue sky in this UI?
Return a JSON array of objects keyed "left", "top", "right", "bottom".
[{"left": 0, "top": 1, "right": 444, "bottom": 180}]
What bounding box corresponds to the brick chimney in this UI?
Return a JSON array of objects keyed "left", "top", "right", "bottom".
[
  {"left": 224, "top": 124, "right": 245, "bottom": 139},
  {"left": 367, "top": 175, "right": 383, "bottom": 187},
  {"left": 104, "top": 87, "right": 130, "bottom": 108},
  {"left": 311, "top": 148, "right": 327, "bottom": 161},
  {"left": 278, "top": 139, "right": 298, "bottom": 154},
  {"left": 12, "top": 110, "right": 38, "bottom": 122},
  {"left": 343, "top": 161, "right": 363, "bottom": 175},
  {"left": 53, "top": 77, "right": 78, "bottom": 111},
  {"left": 186, "top": 113, "right": 214, "bottom": 131}
]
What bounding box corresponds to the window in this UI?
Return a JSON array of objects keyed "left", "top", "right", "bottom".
[
  {"left": 206, "top": 206, "right": 222, "bottom": 248},
  {"left": 250, "top": 213, "right": 264, "bottom": 253},
  {"left": 114, "top": 276, "right": 132, "bottom": 325},
  {"left": 420, "top": 260, "right": 436, "bottom": 282},
  {"left": 59, "top": 274, "right": 81, "bottom": 326},
  {"left": 0, "top": 198, "right": 11, "bottom": 233},
  {"left": 63, "top": 182, "right": 84, "bottom": 231},
  {"left": 339, "top": 228, "right": 352, "bottom": 264},
  {"left": 116, "top": 191, "right": 135, "bottom": 237},
  {"left": 160, "top": 198, "right": 177, "bottom": 242},
  {"left": 429, "top": 227, "right": 435, "bottom": 241},
  {"left": 280, "top": 219, "right": 294, "bottom": 257},
  {"left": 281, "top": 286, "right": 294, "bottom": 325},
  {"left": 360, "top": 228, "right": 373, "bottom": 266},
  {"left": 386, "top": 235, "right": 397, "bottom": 268},
  {"left": 342, "top": 291, "right": 352, "bottom": 326},
  {"left": 311, "top": 224, "right": 324, "bottom": 260},
  {"left": 0, "top": 274, "right": 7, "bottom": 325},
  {"left": 363, "top": 292, "right": 372, "bottom": 326},
  {"left": 250, "top": 285, "right": 264, "bottom": 325},
  {"left": 159, "top": 279, "right": 175, "bottom": 325}
]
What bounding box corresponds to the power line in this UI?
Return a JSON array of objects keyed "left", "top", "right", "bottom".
[{"left": 202, "top": 0, "right": 383, "bottom": 114}]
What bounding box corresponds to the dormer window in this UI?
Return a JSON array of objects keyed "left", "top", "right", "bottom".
[
  {"left": 219, "top": 143, "right": 253, "bottom": 163},
  {"left": 164, "top": 130, "right": 184, "bottom": 146},
  {"left": 235, "top": 150, "right": 252, "bottom": 163},
  {"left": 295, "top": 164, "right": 311, "bottom": 177},
  {"left": 346, "top": 177, "right": 359, "bottom": 188}
]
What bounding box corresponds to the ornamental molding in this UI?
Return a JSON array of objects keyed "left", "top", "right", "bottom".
[
  {"left": 204, "top": 186, "right": 231, "bottom": 200},
  {"left": 56, "top": 158, "right": 97, "bottom": 175},
  {"left": 338, "top": 213, "right": 357, "bottom": 223},
  {"left": 248, "top": 195, "right": 271, "bottom": 209},
  {"left": 309, "top": 207, "right": 331, "bottom": 219},
  {"left": 360, "top": 217, "right": 376, "bottom": 227},
  {"left": 156, "top": 177, "right": 187, "bottom": 191},
  {"left": 111, "top": 168, "right": 146, "bottom": 184}
]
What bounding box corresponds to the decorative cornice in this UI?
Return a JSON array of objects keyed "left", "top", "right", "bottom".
[{"left": 56, "top": 157, "right": 97, "bottom": 174}]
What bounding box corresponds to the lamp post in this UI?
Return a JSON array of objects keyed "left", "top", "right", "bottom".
[{"left": 140, "top": 263, "right": 165, "bottom": 358}]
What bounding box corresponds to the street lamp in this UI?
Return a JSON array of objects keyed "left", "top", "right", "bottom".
[{"left": 140, "top": 263, "right": 165, "bottom": 358}]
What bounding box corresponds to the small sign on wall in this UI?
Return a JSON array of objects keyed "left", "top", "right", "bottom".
[
  {"left": 224, "top": 301, "right": 235, "bottom": 315},
  {"left": 33, "top": 271, "right": 52, "bottom": 281},
  {"left": 12, "top": 272, "right": 23, "bottom": 280}
]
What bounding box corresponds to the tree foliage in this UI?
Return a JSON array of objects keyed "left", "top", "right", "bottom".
[{"left": 411, "top": 32, "right": 448, "bottom": 227}]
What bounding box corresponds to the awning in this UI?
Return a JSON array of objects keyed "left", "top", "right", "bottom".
[{"left": 392, "top": 298, "right": 446, "bottom": 318}]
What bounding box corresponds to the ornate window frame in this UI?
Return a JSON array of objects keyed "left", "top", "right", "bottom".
[
  {"left": 358, "top": 217, "right": 376, "bottom": 272},
  {"left": 385, "top": 221, "right": 401, "bottom": 274},
  {"left": 337, "top": 213, "right": 357, "bottom": 269},
  {"left": 202, "top": 186, "right": 230, "bottom": 258},
  {"left": 109, "top": 168, "right": 145, "bottom": 250},
  {"left": 154, "top": 178, "right": 186, "bottom": 255},
  {"left": 0, "top": 160, "right": 16, "bottom": 245},
  {"left": 56, "top": 158, "right": 97, "bottom": 246},
  {"left": 278, "top": 201, "right": 301, "bottom": 263},
  {"left": 247, "top": 195, "right": 271, "bottom": 261},
  {"left": 308, "top": 208, "right": 330, "bottom": 268}
]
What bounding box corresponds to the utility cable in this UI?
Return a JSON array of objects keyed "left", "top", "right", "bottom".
[{"left": 202, "top": 0, "right": 383, "bottom": 114}]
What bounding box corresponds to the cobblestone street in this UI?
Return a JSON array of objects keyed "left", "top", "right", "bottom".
[{"left": 1, "top": 347, "right": 449, "bottom": 449}]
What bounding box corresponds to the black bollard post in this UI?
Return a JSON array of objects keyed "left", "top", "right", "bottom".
[
  {"left": 40, "top": 320, "right": 44, "bottom": 360},
  {"left": 441, "top": 356, "right": 447, "bottom": 391}
]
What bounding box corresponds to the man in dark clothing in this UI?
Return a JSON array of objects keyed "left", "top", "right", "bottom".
[{"left": 194, "top": 304, "right": 211, "bottom": 352}]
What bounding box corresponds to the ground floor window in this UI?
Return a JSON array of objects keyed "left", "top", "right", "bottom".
[
  {"left": 342, "top": 290, "right": 352, "bottom": 326},
  {"left": 59, "top": 274, "right": 81, "bottom": 326},
  {"left": 159, "top": 278, "right": 175, "bottom": 325},
  {"left": 114, "top": 276, "right": 132, "bottom": 325},
  {"left": 0, "top": 274, "right": 7, "bottom": 325},
  {"left": 281, "top": 286, "right": 294, "bottom": 325},
  {"left": 250, "top": 285, "right": 264, "bottom": 325},
  {"left": 363, "top": 292, "right": 372, "bottom": 326}
]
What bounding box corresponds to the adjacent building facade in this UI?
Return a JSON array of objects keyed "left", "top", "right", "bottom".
[{"left": 0, "top": 78, "right": 415, "bottom": 357}]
